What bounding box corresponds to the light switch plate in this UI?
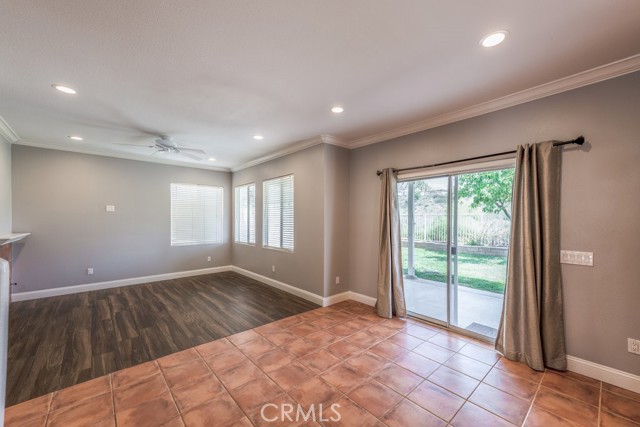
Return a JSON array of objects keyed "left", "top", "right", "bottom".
[
  {"left": 106, "top": 205, "right": 115, "bottom": 212},
  {"left": 560, "top": 250, "right": 593, "bottom": 266}
]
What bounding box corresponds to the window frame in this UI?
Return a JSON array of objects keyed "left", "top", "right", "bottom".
[
  {"left": 262, "top": 174, "right": 294, "bottom": 252},
  {"left": 170, "top": 183, "right": 224, "bottom": 246},
  {"left": 234, "top": 182, "right": 256, "bottom": 246}
]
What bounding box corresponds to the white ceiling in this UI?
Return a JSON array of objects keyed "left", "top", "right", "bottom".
[{"left": 1, "top": 1, "right": 640, "bottom": 170}]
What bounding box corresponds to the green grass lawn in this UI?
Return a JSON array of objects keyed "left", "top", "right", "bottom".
[{"left": 402, "top": 247, "right": 507, "bottom": 293}]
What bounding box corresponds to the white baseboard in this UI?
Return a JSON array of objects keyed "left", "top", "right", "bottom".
[
  {"left": 11, "top": 266, "right": 233, "bottom": 302},
  {"left": 10, "top": 264, "right": 375, "bottom": 309},
  {"left": 348, "top": 291, "right": 377, "bottom": 307},
  {"left": 323, "top": 291, "right": 377, "bottom": 307},
  {"left": 567, "top": 355, "right": 640, "bottom": 394},
  {"left": 323, "top": 291, "right": 352, "bottom": 306},
  {"left": 230, "top": 266, "right": 325, "bottom": 306},
  {"left": 227, "top": 269, "right": 377, "bottom": 308}
]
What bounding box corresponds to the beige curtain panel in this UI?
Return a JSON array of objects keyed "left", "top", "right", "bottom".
[
  {"left": 496, "top": 141, "right": 567, "bottom": 371},
  {"left": 376, "top": 168, "right": 407, "bottom": 319}
]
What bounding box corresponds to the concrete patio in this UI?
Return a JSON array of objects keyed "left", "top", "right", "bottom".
[{"left": 405, "top": 277, "right": 504, "bottom": 338}]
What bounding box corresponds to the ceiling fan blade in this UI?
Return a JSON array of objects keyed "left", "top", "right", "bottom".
[
  {"left": 179, "top": 151, "right": 203, "bottom": 161},
  {"left": 179, "top": 147, "right": 207, "bottom": 155},
  {"left": 151, "top": 150, "right": 167, "bottom": 157},
  {"left": 114, "top": 143, "right": 155, "bottom": 148}
]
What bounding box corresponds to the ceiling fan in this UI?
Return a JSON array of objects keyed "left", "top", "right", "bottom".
[{"left": 117, "top": 136, "right": 207, "bottom": 161}]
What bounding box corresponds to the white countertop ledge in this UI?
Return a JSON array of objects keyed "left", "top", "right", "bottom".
[{"left": 0, "top": 233, "right": 30, "bottom": 246}]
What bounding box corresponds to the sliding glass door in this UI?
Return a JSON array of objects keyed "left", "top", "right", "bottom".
[
  {"left": 399, "top": 167, "right": 513, "bottom": 341},
  {"left": 401, "top": 177, "right": 448, "bottom": 322}
]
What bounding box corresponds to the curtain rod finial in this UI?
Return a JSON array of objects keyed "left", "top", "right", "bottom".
[{"left": 575, "top": 136, "right": 585, "bottom": 145}]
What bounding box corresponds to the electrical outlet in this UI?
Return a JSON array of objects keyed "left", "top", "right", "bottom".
[
  {"left": 87, "top": 267, "right": 94, "bottom": 275},
  {"left": 629, "top": 338, "right": 640, "bottom": 355},
  {"left": 207, "top": 256, "right": 212, "bottom": 262},
  {"left": 105, "top": 205, "right": 115, "bottom": 212},
  {"left": 272, "top": 265, "right": 276, "bottom": 272},
  {"left": 335, "top": 276, "right": 340, "bottom": 285}
]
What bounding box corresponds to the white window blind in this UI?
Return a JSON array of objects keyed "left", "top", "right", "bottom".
[
  {"left": 234, "top": 183, "right": 255, "bottom": 244},
  {"left": 170, "top": 183, "right": 223, "bottom": 246},
  {"left": 263, "top": 175, "right": 294, "bottom": 251}
]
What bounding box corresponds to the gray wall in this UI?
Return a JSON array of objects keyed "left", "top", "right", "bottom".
[
  {"left": 323, "top": 144, "right": 350, "bottom": 297},
  {"left": 348, "top": 71, "right": 640, "bottom": 375},
  {"left": 11, "top": 145, "right": 232, "bottom": 292},
  {"left": 0, "top": 141, "right": 11, "bottom": 235},
  {"left": 232, "top": 144, "right": 326, "bottom": 296}
]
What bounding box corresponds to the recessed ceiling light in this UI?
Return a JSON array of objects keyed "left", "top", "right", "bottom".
[
  {"left": 253, "top": 135, "right": 264, "bottom": 140},
  {"left": 52, "top": 84, "right": 77, "bottom": 94},
  {"left": 480, "top": 30, "right": 508, "bottom": 47},
  {"left": 331, "top": 106, "right": 344, "bottom": 114},
  {"left": 208, "top": 157, "right": 216, "bottom": 161},
  {"left": 68, "top": 136, "right": 83, "bottom": 141}
]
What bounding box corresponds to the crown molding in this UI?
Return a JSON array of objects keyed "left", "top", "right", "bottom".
[
  {"left": 231, "top": 134, "right": 346, "bottom": 172},
  {"left": 14, "top": 139, "right": 231, "bottom": 172},
  {"left": 231, "top": 135, "right": 322, "bottom": 172},
  {"left": 0, "top": 116, "right": 19, "bottom": 144},
  {"left": 320, "top": 134, "right": 349, "bottom": 148},
  {"left": 347, "top": 53, "right": 640, "bottom": 149}
]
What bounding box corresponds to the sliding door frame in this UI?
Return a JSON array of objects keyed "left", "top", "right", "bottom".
[{"left": 399, "top": 157, "right": 515, "bottom": 344}]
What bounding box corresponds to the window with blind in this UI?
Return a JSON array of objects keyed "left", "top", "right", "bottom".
[
  {"left": 234, "top": 183, "right": 256, "bottom": 245},
  {"left": 263, "top": 175, "right": 294, "bottom": 251},
  {"left": 170, "top": 183, "right": 223, "bottom": 246}
]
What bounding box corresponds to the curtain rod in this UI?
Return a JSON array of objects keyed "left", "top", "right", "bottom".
[{"left": 376, "top": 136, "right": 585, "bottom": 176}]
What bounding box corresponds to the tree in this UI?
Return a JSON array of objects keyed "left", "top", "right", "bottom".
[
  {"left": 457, "top": 169, "right": 514, "bottom": 220},
  {"left": 398, "top": 180, "right": 448, "bottom": 215}
]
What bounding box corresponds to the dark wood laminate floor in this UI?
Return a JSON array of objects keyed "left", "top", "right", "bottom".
[{"left": 6, "top": 271, "right": 319, "bottom": 406}]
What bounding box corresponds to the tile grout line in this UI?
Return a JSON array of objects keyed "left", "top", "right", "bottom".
[
  {"left": 263, "top": 308, "right": 386, "bottom": 422},
  {"left": 522, "top": 370, "right": 546, "bottom": 426},
  {"left": 320, "top": 323, "right": 415, "bottom": 426},
  {"left": 529, "top": 370, "right": 606, "bottom": 425},
  {"left": 196, "top": 331, "right": 291, "bottom": 426},
  {"left": 597, "top": 380, "right": 602, "bottom": 426},
  {"left": 44, "top": 391, "right": 53, "bottom": 427},
  {"left": 156, "top": 358, "right": 188, "bottom": 425},
  {"left": 440, "top": 341, "right": 515, "bottom": 426},
  {"left": 109, "top": 373, "right": 118, "bottom": 427},
  {"left": 109, "top": 374, "right": 118, "bottom": 427},
  {"left": 429, "top": 348, "right": 473, "bottom": 425},
  {"left": 359, "top": 324, "right": 474, "bottom": 425},
  {"left": 265, "top": 306, "right": 399, "bottom": 425},
  {"left": 534, "top": 371, "right": 602, "bottom": 409},
  {"left": 189, "top": 345, "right": 241, "bottom": 417},
  {"left": 233, "top": 329, "right": 299, "bottom": 426},
  {"left": 363, "top": 318, "right": 487, "bottom": 425}
]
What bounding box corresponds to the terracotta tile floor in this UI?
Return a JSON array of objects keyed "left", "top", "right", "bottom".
[{"left": 5, "top": 300, "right": 640, "bottom": 426}]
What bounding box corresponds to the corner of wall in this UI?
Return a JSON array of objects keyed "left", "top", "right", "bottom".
[
  {"left": 0, "top": 139, "right": 11, "bottom": 235},
  {"left": 322, "top": 144, "right": 351, "bottom": 298}
]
